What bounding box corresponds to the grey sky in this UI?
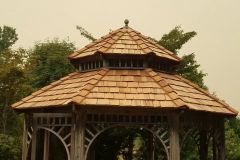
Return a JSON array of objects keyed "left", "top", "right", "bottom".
[{"left": 1, "top": 0, "right": 240, "bottom": 111}]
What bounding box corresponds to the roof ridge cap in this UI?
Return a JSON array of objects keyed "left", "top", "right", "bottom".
[
  {"left": 175, "top": 75, "right": 239, "bottom": 115},
  {"left": 12, "top": 72, "right": 78, "bottom": 108},
  {"left": 71, "top": 68, "right": 109, "bottom": 105},
  {"left": 145, "top": 69, "right": 186, "bottom": 108}
]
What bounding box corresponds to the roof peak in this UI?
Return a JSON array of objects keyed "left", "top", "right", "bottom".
[{"left": 124, "top": 19, "right": 129, "bottom": 27}]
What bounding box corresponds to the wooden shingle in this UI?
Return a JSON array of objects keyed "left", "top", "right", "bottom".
[
  {"left": 69, "top": 27, "right": 181, "bottom": 62},
  {"left": 12, "top": 68, "right": 238, "bottom": 115}
]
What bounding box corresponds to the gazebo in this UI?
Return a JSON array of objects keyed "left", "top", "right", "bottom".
[{"left": 12, "top": 20, "right": 238, "bottom": 160}]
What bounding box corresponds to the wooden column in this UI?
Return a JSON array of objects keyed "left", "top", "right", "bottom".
[
  {"left": 70, "top": 112, "right": 76, "bottom": 160},
  {"left": 74, "top": 109, "right": 86, "bottom": 160},
  {"left": 31, "top": 115, "right": 37, "bottom": 160},
  {"left": 169, "top": 113, "right": 180, "bottom": 160},
  {"left": 43, "top": 130, "right": 50, "bottom": 160},
  {"left": 22, "top": 114, "right": 28, "bottom": 160},
  {"left": 199, "top": 129, "right": 208, "bottom": 160}
]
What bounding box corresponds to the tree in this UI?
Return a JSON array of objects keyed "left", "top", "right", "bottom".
[
  {"left": 156, "top": 26, "right": 207, "bottom": 89},
  {"left": 225, "top": 119, "right": 240, "bottom": 160},
  {"left": 0, "top": 48, "right": 32, "bottom": 134},
  {"left": 76, "top": 26, "right": 96, "bottom": 41},
  {"left": 0, "top": 134, "right": 21, "bottom": 160},
  {"left": 0, "top": 26, "right": 27, "bottom": 160},
  {"left": 30, "top": 39, "right": 75, "bottom": 88},
  {"left": 0, "top": 26, "right": 18, "bottom": 52},
  {"left": 177, "top": 53, "right": 207, "bottom": 89},
  {"left": 158, "top": 26, "right": 196, "bottom": 54}
]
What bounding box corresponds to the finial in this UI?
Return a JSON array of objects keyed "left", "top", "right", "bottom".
[{"left": 124, "top": 19, "right": 129, "bottom": 27}]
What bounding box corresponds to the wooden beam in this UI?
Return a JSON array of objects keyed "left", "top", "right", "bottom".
[
  {"left": 22, "top": 114, "right": 28, "bottom": 160},
  {"left": 31, "top": 116, "right": 37, "bottom": 160},
  {"left": 80, "top": 110, "right": 86, "bottom": 160},
  {"left": 74, "top": 108, "right": 86, "bottom": 160},
  {"left": 70, "top": 112, "right": 76, "bottom": 160},
  {"left": 169, "top": 113, "right": 180, "bottom": 160}
]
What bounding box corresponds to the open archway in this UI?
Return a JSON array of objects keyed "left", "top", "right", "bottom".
[
  {"left": 85, "top": 125, "right": 169, "bottom": 160},
  {"left": 35, "top": 127, "right": 70, "bottom": 160}
]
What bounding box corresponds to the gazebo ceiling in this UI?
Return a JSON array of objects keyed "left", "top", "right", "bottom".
[{"left": 12, "top": 68, "right": 237, "bottom": 115}]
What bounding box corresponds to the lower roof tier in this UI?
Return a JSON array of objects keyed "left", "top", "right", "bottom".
[{"left": 12, "top": 68, "right": 238, "bottom": 116}]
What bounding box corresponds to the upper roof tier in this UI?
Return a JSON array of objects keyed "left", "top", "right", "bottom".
[{"left": 69, "top": 21, "right": 181, "bottom": 62}]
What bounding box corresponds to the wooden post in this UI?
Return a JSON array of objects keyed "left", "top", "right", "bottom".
[
  {"left": 22, "top": 114, "right": 28, "bottom": 160},
  {"left": 43, "top": 130, "right": 50, "bottom": 160},
  {"left": 199, "top": 129, "right": 208, "bottom": 160},
  {"left": 31, "top": 115, "right": 37, "bottom": 160},
  {"left": 169, "top": 113, "right": 180, "bottom": 160},
  {"left": 70, "top": 112, "right": 76, "bottom": 160},
  {"left": 74, "top": 108, "right": 86, "bottom": 160}
]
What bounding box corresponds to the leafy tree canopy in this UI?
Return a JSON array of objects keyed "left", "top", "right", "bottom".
[
  {"left": 76, "top": 25, "right": 96, "bottom": 41},
  {"left": 158, "top": 26, "right": 197, "bottom": 54},
  {"left": 0, "top": 134, "right": 21, "bottom": 160},
  {"left": 0, "top": 48, "right": 31, "bottom": 134},
  {"left": 0, "top": 26, "right": 18, "bottom": 52},
  {"left": 30, "top": 39, "right": 75, "bottom": 88},
  {"left": 156, "top": 26, "right": 207, "bottom": 89},
  {"left": 225, "top": 119, "right": 240, "bottom": 160},
  {"left": 177, "top": 53, "right": 207, "bottom": 89}
]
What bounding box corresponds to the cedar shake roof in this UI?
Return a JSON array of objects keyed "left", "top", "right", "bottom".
[
  {"left": 12, "top": 68, "right": 238, "bottom": 115},
  {"left": 69, "top": 26, "right": 181, "bottom": 62},
  {"left": 12, "top": 21, "right": 238, "bottom": 116}
]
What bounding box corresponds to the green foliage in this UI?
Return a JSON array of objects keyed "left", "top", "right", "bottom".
[
  {"left": 225, "top": 119, "right": 240, "bottom": 160},
  {"left": 0, "top": 48, "right": 32, "bottom": 135},
  {"left": 0, "top": 26, "right": 30, "bottom": 160},
  {"left": 30, "top": 39, "right": 75, "bottom": 88},
  {"left": 94, "top": 128, "right": 148, "bottom": 160},
  {"left": 181, "top": 135, "right": 199, "bottom": 159},
  {"left": 177, "top": 53, "right": 207, "bottom": 89},
  {"left": 158, "top": 26, "right": 196, "bottom": 54},
  {"left": 0, "top": 26, "right": 18, "bottom": 52},
  {"left": 0, "top": 133, "right": 21, "bottom": 160},
  {"left": 76, "top": 25, "right": 96, "bottom": 41},
  {"left": 156, "top": 26, "right": 207, "bottom": 89},
  {"left": 228, "top": 117, "right": 240, "bottom": 138}
]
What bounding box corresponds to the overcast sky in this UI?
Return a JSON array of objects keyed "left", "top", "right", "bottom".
[{"left": 1, "top": 0, "right": 240, "bottom": 111}]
